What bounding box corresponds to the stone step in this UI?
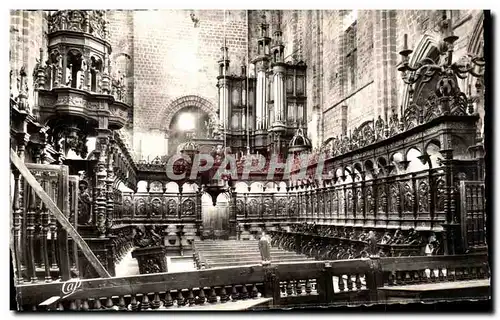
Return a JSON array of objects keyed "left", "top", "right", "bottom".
[
  {"left": 194, "top": 248, "right": 284, "bottom": 252},
  {"left": 195, "top": 240, "right": 259, "bottom": 245},
  {"left": 196, "top": 243, "right": 259, "bottom": 249},
  {"left": 206, "top": 257, "right": 311, "bottom": 267},
  {"left": 205, "top": 255, "right": 313, "bottom": 263},
  {"left": 206, "top": 259, "right": 312, "bottom": 268},
  {"left": 194, "top": 240, "right": 311, "bottom": 269},
  {"left": 201, "top": 252, "right": 306, "bottom": 259}
]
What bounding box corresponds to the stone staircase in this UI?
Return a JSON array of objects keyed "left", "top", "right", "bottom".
[{"left": 194, "top": 240, "right": 314, "bottom": 269}]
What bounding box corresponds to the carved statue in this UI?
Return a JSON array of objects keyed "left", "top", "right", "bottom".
[
  {"left": 258, "top": 231, "right": 271, "bottom": 264},
  {"left": 367, "top": 231, "right": 378, "bottom": 257},
  {"left": 65, "top": 66, "right": 72, "bottom": 86},
  {"left": 406, "top": 228, "right": 422, "bottom": 245},
  {"left": 142, "top": 258, "right": 161, "bottom": 274},
  {"left": 123, "top": 198, "right": 132, "bottom": 217},
  {"left": 425, "top": 232, "right": 440, "bottom": 255},
  {"left": 391, "top": 229, "right": 404, "bottom": 244},
  {"left": 380, "top": 231, "right": 392, "bottom": 244},
  {"left": 133, "top": 225, "right": 163, "bottom": 248}
]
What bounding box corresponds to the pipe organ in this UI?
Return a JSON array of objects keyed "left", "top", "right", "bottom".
[{"left": 216, "top": 16, "right": 308, "bottom": 158}]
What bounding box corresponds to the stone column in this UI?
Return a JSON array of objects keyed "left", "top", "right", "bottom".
[{"left": 373, "top": 10, "right": 398, "bottom": 121}]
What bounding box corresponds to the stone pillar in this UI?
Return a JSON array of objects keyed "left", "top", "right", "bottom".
[
  {"left": 373, "top": 10, "right": 398, "bottom": 121},
  {"left": 341, "top": 104, "right": 348, "bottom": 136}
]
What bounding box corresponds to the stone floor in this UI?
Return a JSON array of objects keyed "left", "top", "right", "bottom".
[{"left": 115, "top": 248, "right": 197, "bottom": 277}]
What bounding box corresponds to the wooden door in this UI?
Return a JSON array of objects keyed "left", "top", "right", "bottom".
[{"left": 202, "top": 194, "right": 230, "bottom": 239}]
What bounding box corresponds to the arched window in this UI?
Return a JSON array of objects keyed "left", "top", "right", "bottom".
[
  {"left": 412, "top": 47, "right": 441, "bottom": 107},
  {"left": 67, "top": 50, "right": 82, "bottom": 89}
]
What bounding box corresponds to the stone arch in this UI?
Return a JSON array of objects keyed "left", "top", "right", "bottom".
[
  {"left": 467, "top": 12, "right": 484, "bottom": 56},
  {"left": 161, "top": 95, "right": 217, "bottom": 131},
  {"left": 401, "top": 34, "right": 440, "bottom": 110}
]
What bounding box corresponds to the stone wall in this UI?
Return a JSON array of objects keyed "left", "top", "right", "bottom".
[
  {"left": 10, "top": 10, "right": 47, "bottom": 110},
  {"left": 279, "top": 10, "right": 484, "bottom": 145}
]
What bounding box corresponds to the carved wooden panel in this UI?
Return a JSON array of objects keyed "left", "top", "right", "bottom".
[
  {"left": 435, "top": 177, "right": 445, "bottom": 212},
  {"left": 288, "top": 196, "right": 297, "bottom": 216},
  {"left": 135, "top": 197, "right": 147, "bottom": 217},
  {"left": 356, "top": 188, "right": 363, "bottom": 215},
  {"left": 150, "top": 197, "right": 163, "bottom": 218},
  {"left": 332, "top": 190, "right": 338, "bottom": 215},
  {"left": 389, "top": 184, "right": 399, "bottom": 214},
  {"left": 165, "top": 198, "right": 178, "bottom": 217},
  {"left": 263, "top": 197, "right": 273, "bottom": 216},
  {"left": 365, "top": 185, "right": 374, "bottom": 215},
  {"left": 123, "top": 195, "right": 133, "bottom": 217},
  {"left": 417, "top": 180, "right": 429, "bottom": 213},
  {"left": 236, "top": 198, "right": 245, "bottom": 216},
  {"left": 182, "top": 198, "right": 195, "bottom": 216},
  {"left": 276, "top": 197, "right": 287, "bottom": 216},
  {"left": 248, "top": 198, "right": 259, "bottom": 216},
  {"left": 377, "top": 184, "right": 386, "bottom": 214},
  {"left": 402, "top": 182, "right": 413, "bottom": 213}
]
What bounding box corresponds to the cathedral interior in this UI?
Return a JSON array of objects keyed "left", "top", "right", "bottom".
[{"left": 9, "top": 9, "right": 490, "bottom": 311}]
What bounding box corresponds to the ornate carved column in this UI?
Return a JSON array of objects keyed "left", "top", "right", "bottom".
[
  {"left": 359, "top": 171, "right": 366, "bottom": 226},
  {"left": 101, "top": 53, "right": 111, "bottom": 94},
  {"left": 177, "top": 184, "right": 183, "bottom": 219},
  {"left": 11, "top": 166, "right": 23, "bottom": 283},
  {"left": 195, "top": 189, "right": 202, "bottom": 239},
  {"left": 94, "top": 129, "right": 110, "bottom": 238},
  {"left": 217, "top": 45, "right": 230, "bottom": 131},
  {"left": 229, "top": 184, "right": 237, "bottom": 240},
  {"left": 105, "top": 135, "right": 116, "bottom": 236},
  {"left": 440, "top": 148, "right": 461, "bottom": 255}
]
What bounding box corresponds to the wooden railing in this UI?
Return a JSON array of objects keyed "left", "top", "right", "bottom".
[
  {"left": 10, "top": 150, "right": 110, "bottom": 282},
  {"left": 14, "top": 253, "right": 489, "bottom": 311}
]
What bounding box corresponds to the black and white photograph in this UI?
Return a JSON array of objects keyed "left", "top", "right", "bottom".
[{"left": 8, "top": 7, "right": 492, "bottom": 312}]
